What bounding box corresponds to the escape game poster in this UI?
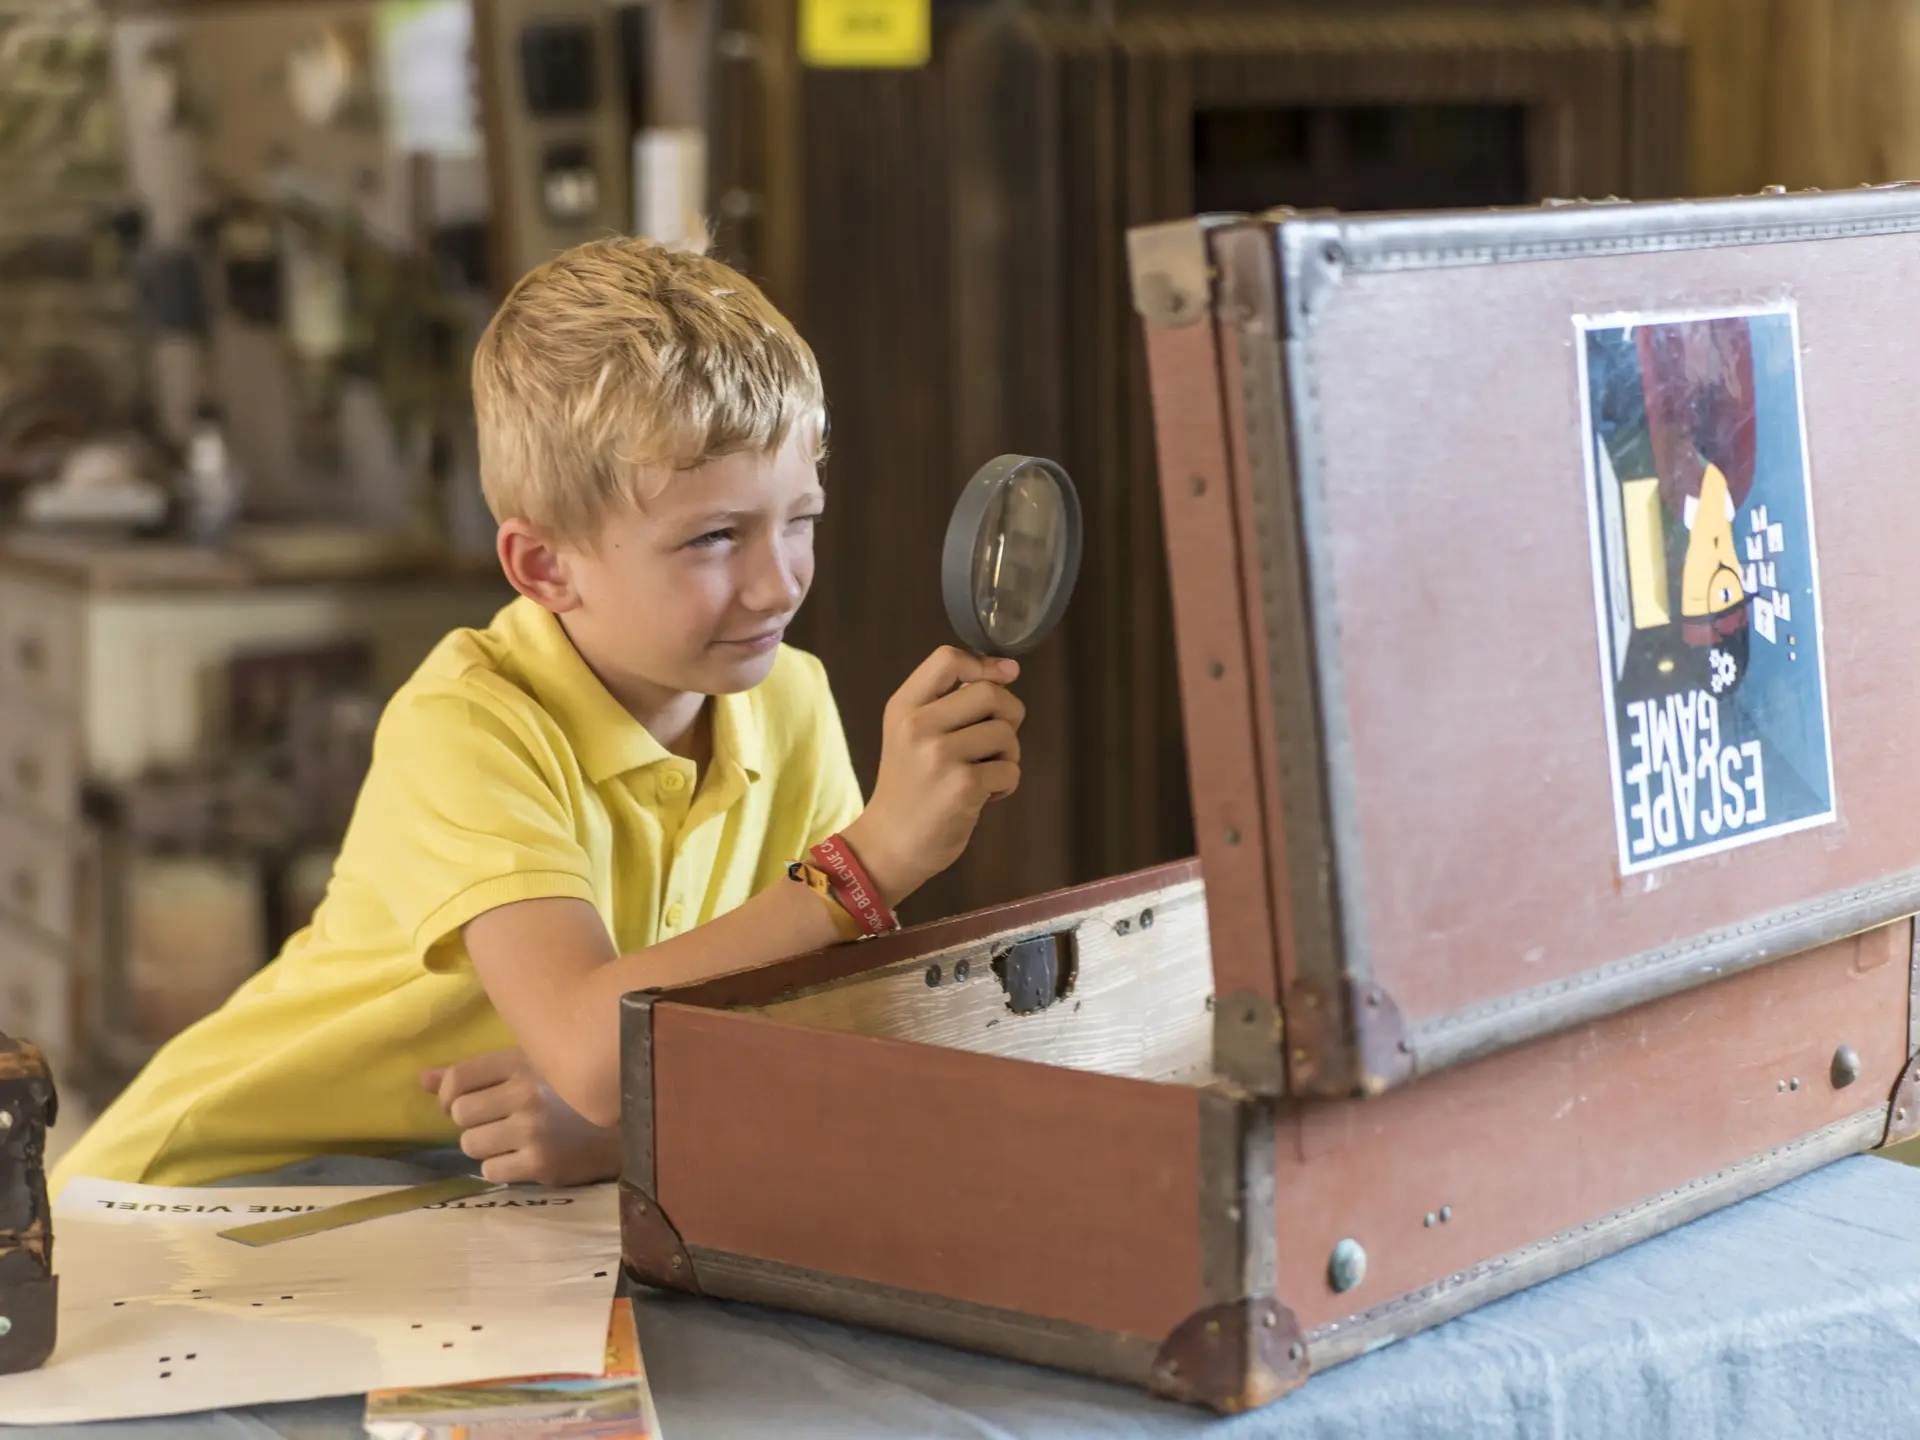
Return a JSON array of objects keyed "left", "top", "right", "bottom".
[{"left": 1577, "top": 304, "right": 1834, "bottom": 874}]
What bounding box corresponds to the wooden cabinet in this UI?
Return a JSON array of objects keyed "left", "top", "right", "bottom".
[{"left": 0, "top": 536, "right": 509, "bottom": 1085}]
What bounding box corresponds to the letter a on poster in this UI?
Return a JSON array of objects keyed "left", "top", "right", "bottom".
[{"left": 1575, "top": 303, "right": 1835, "bottom": 874}]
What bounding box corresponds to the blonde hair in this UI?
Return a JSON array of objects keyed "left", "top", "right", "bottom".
[{"left": 472, "top": 238, "right": 824, "bottom": 546}]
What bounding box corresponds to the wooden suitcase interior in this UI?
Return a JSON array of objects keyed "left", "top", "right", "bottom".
[{"left": 621, "top": 862, "right": 1916, "bottom": 1412}]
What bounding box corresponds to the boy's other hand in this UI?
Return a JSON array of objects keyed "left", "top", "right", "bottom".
[
  {"left": 421, "top": 1049, "right": 621, "bottom": 1187},
  {"left": 845, "top": 645, "right": 1025, "bottom": 903}
]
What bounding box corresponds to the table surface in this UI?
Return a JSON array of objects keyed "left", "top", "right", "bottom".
[{"left": 23, "top": 1153, "right": 1920, "bottom": 1439}]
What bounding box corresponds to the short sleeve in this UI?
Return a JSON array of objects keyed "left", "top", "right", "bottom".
[
  {"left": 353, "top": 683, "right": 598, "bottom": 968},
  {"left": 797, "top": 653, "right": 866, "bottom": 848}
]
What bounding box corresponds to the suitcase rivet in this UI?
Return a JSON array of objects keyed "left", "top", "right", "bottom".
[
  {"left": 669, "top": 1256, "right": 684, "bottom": 1269},
  {"left": 1423, "top": 1213, "right": 1436, "bottom": 1228},
  {"left": 0, "top": 1110, "right": 11, "bottom": 1130},
  {"left": 1208, "top": 662, "right": 1224, "bottom": 679},
  {"left": 1117, "top": 919, "right": 1132, "bottom": 935},
  {"left": 1789, "top": 1077, "right": 1801, "bottom": 1091},
  {"left": 1191, "top": 476, "right": 1206, "bottom": 497},
  {"left": 1141, "top": 909, "right": 1155, "bottom": 928},
  {"left": 1225, "top": 827, "right": 1241, "bottom": 846},
  {"left": 926, "top": 965, "right": 942, "bottom": 987},
  {"left": 0, "top": 1317, "right": 9, "bottom": 1338},
  {"left": 1829, "top": 1046, "right": 1861, "bottom": 1088},
  {"left": 1440, "top": 1205, "right": 1452, "bottom": 1223},
  {"left": 1328, "top": 1238, "right": 1367, "bottom": 1293},
  {"left": 1777, "top": 1080, "right": 1787, "bottom": 1093},
  {"left": 1288, "top": 1341, "right": 1303, "bottom": 1360},
  {"left": 955, "top": 960, "right": 970, "bottom": 983},
  {"left": 1899, "top": 1108, "right": 1910, "bottom": 1124},
  {"left": 1365, "top": 989, "right": 1381, "bottom": 1008}
]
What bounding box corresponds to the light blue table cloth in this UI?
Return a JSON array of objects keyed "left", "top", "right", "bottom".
[{"left": 21, "top": 1153, "right": 1920, "bottom": 1438}]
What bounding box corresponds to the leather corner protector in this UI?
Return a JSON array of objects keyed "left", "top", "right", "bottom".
[
  {"left": 1286, "top": 978, "right": 1414, "bottom": 1099},
  {"left": 1127, "top": 219, "right": 1214, "bottom": 329},
  {"left": 618, "top": 1182, "right": 702, "bottom": 1296},
  {"left": 1212, "top": 990, "right": 1287, "bottom": 1096},
  {"left": 1882, "top": 1049, "right": 1920, "bottom": 1147},
  {"left": 1150, "top": 1295, "right": 1307, "bottom": 1413}
]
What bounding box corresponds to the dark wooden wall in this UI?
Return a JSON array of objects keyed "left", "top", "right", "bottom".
[{"left": 708, "top": 0, "right": 1684, "bottom": 922}]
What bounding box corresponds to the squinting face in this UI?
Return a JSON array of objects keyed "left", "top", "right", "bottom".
[{"left": 559, "top": 435, "right": 823, "bottom": 700}]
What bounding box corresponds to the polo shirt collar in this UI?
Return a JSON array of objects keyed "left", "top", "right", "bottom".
[{"left": 504, "top": 598, "right": 766, "bottom": 786}]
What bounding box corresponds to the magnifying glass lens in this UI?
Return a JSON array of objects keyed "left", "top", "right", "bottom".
[
  {"left": 972, "top": 463, "right": 1068, "bottom": 649},
  {"left": 943, "top": 453, "right": 1082, "bottom": 658}
]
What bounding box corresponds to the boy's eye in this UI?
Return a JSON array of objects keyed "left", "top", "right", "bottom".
[
  {"left": 686, "top": 527, "right": 735, "bottom": 549},
  {"left": 792, "top": 511, "right": 824, "bottom": 529}
]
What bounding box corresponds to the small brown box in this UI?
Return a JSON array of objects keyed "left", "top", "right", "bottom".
[{"left": 620, "top": 187, "right": 1920, "bottom": 1410}]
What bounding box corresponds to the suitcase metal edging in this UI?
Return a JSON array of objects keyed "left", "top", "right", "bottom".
[
  {"left": 1274, "top": 185, "right": 1920, "bottom": 326},
  {"left": 1214, "top": 221, "right": 1400, "bottom": 1100},
  {"left": 1409, "top": 869, "right": 1920, "bottom": 1076},
  {"left": 1306, "top": 1105, "right": 1886, "bottom": 1369}
]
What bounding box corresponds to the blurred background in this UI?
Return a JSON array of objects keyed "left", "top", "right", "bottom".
[{"left": 0, "top": 0, "right": 1911, "bottom": 1128}]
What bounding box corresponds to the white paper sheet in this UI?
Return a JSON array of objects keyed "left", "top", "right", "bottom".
[{"left": 0, "top": 1179, "right": 619, "bottom": 1425}]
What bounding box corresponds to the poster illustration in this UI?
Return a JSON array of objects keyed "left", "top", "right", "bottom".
[{"left": 1576, "top": 304, "right": 1834, "bottom": 874}]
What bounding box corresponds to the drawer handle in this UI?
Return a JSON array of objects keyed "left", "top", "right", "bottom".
[
  {"left": 13, "top": 752, "right": 39, "bottom": 794},
  {"left": 11, "top": 868, "right": 37, "bottom": 909},
  {"left": 15, "top": 634, "right": 44, "bottom": 676}
]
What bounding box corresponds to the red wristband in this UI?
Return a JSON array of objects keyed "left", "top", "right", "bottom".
[{"left": 809, "top": 834, "right": 899, "bottom": 937}]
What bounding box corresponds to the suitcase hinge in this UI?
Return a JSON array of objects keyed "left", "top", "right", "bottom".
[{"left": 1881, "top": 1048, "right": 1920, "bottom": 1148}]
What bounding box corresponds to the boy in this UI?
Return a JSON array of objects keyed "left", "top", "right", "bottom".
[{"left": 52, "top": 238, "right": 1023, "bottom": 1191}]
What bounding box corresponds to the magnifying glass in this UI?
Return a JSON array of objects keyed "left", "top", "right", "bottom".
[{"left": 941, "top": 455, "right": 1084, "bottom": 658}]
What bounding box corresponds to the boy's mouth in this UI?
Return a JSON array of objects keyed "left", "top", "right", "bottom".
[{"left": 717, "top": 626, "right": 787, "bottom": 654}]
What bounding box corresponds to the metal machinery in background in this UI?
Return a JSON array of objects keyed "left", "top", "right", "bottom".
[
  {"left": 473, "top": 0, "right": 641, "bottom": 290},
  {"left": 698, "top": 0, "right": 1685, "bottom": 922}
]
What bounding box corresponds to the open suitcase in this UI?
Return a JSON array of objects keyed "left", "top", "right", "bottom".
[{"left": 619, "top": 186, "right": 1920, "bottom": 1412}]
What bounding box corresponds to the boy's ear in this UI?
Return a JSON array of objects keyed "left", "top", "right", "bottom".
[{"left": 497, "top": 519, "right": 582, "bottom": 613}]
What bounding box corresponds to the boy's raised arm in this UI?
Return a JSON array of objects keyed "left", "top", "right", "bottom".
[{"left": 466, "top": 647, "right": 1023, "bottom": 1127}]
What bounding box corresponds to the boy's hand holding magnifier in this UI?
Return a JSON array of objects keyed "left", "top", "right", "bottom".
[{"left": 841, "top": 457, "right": 1084, "bottom": 908}]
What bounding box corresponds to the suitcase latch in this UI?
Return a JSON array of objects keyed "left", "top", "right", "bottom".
[{"left": 992, "top": 933, "right": 1077, "bottom": 1016}]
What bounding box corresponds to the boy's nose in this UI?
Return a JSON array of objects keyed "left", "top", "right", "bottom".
[{"left": 744, "top": 544, "right": 804, "bottom": 612}]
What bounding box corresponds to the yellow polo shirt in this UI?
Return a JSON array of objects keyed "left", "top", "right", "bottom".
[{"left": 53, "top": 597, "right": 863, "bottom": 1189}]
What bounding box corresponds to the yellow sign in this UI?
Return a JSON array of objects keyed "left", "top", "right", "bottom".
[{"left": 800, "top": 0, "right": 931, "bottom": 69}]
